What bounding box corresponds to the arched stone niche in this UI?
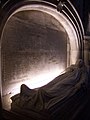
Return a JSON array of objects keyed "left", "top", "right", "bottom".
[{"left": 0, "top": 1, "right": 84, "bottom": 110}]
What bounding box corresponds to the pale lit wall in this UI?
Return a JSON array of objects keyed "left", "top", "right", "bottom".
[{"left": 1, "top": 10, "right": 69, "bottom": 110}]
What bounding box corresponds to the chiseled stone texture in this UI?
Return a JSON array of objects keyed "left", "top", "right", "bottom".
[{"left": 1, "top": 10, "right": 68, "bottom": 110}]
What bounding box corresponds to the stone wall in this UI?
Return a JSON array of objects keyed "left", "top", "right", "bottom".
[{"left": 84, "top": 36, "right": 90, "bottom": 65}]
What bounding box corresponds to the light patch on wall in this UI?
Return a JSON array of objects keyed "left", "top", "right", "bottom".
[
  {"left": 2, "top": 65, "right": 65, "bottom": 110},
  {"left": 13, "top": 65, "right": 65, "bottom": 90}
]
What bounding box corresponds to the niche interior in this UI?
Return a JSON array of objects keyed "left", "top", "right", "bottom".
[{"left": 0, "top": 1, "right": 83, "bottom": 111}]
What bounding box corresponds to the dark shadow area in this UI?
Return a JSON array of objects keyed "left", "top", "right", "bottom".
[{"left": 71, "top": 0, "right": 90, "bottom": 35}]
